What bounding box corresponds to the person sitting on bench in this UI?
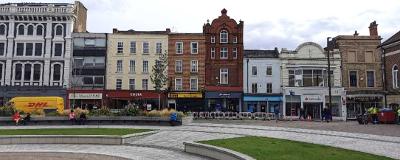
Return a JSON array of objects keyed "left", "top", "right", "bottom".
[{"left": 21, "top": 113, "right": 31, "bottom": 125}]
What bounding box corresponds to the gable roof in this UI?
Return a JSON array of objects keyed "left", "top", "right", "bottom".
[{"left": 381, "top": 30, "right": 400, "bottom": 46}]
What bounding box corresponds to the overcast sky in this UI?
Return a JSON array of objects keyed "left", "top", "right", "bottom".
[{"left": 3, "top": 0, "right": 400, "bottom": 50}]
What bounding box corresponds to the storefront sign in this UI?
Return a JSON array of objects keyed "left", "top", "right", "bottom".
[
  {"left": 219, "top": 93, "right": 231, "bottom": 97},
  {"left": 130, "top": 92, "right": 143, "bottom": 97},
  {"left": 302, "top": 95, "right": 322, "bottom": 102},
  {"left": 69, "top": 93, "right": 102, "bottom": 99},
  {"left": 205, "top": 92, "right": 242, "bottom": 99},
  {"left": 106, "top": 91, "right": 160, "bottom": 99},
  {"left": 168, "top": 92, "right": 202, "bottom": 98}
]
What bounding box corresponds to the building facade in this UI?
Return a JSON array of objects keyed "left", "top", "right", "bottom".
[
  {"left": 379, "top": 30, "right": 400, "bottom": 108},
  {"left": 243, "top": 49, "right": 282, "bottom": 113},
  {"left": 106, "top": 28, "right": 169, "bottom": 109},
  {"left": 203, "top": 9, "right": 243, "bottom": 112},
  {"left": 167, "top": 33, "right": 205, "bottom": 111},
  {"left": 0, "top": 2, "right": 86, "bottom": 106},
  {"left": 67, "top": 33, "right": 107, "bottom": 109},
  {"left": 281, "top": 42, "right": 346, "bottom": 120},
  {"left": 329, "top": 21, "right": 384, "bottom": 119}
]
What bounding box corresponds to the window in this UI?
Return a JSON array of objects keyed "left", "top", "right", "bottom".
[
  {"left": 35, "top": 43, "right": 42, "bottom": 56},
  {"left": 116, "top": 79, "right": 122, "bottom": 90},
  {"left": 367, "top": 71, "right": 375, "bottom": 87},
  {"left": 233, "top": 48, "right": 237, "bottom": 59},
  {"left": 156, "top": 42, "right": 162, "bottom": 54},
  {"left": 220, "top": 30, "right": 228, "bottom": 43},
  {"left": 191, "top": 60, "right": 198, "bottom": 73},
  {"left": 54, "top": 43, "right": 62, "bottom": 56},
  {"left": 251, "top": 83, "right": 257, "bottom": 93},
  {"left": 220, "top": 68, "right": 228, "bottom": 84},
  {"left": 0, "top": 63, "right": 3, "bottom": 80},
  {"left": 27, "top": 25, "right": 34, "bottom": 35},
  {"left": 233, "top": 36, "right": 237, "bottom": 43},
  {"left": 211, "top": 48, "right": 215, "bottom": 59},
  {"left": 0, "top": 24, "right": 5, "bottom": 35},
  {"left": 288, "top": 70, "right": 295, "bottom": 87},
  {"left": 252, "top": 66, "right": 257, "bottom": 76},
  {"left": 33, "top": 64, "right": 41, "bottom": 81},
  {"left": 18, "top": 25, "right": 24, "bottom": 35},
  {"left": 266, "top": 66, "right": 272, "bottom": 76},
  {"left": 129, "top": 79, "right": 135, "bottom": 90},
  {"left": 117, "top": 42, "right": 123, "bottom": 54},
  {"left": 83, "top": 77, "right": 93, "bottom": 85},
  {"left": 143, "top": 60, "right": 148, "bottom": 73},
  {"left": 349, "top": 71, "right": 358, "bottom": 87},
  {"left": 94, "top": 77, "right": 104, "bottom": 85},
  {"left": 175, "top": 60, "right": 182, "bottom": 73},
  {"left": 55, "top": 25, "right": 63, "bottom": 36},
  {"left": 365, "top": 51, "right": 374, "bottom": 63},
  {"left": 220, "top": 47, "right": 228, "bottom": 59},
  {"left": 15, "top": 64, "right": 22, "bottom": 80},
  {"left": 0, "top": 43, "right": 4, "bottom": 56},
  {"left": 211, "top": 36, "right": 215, "bottom": 43},
  {"left": 348, "top": 51, "right": 356, "bottom": 62},
  {"left": 176, "top": 42, "right": 183, "bottom": 54},
  {"left": 130, "top": 41, "right": 136, "bottom": 54},
  {"left": 191, "top": 42, "right": 198, "bottom": 54},
  {"left": 266, "top": 83, "right": 272, "bottom": 93},
  {"left": 53, "top": 64, "right": 61, "bottom": 81},
  {"left": 190, "top": 78, "right": 198, "bottom": 91},
  {"left": 324, "top": 70, "right": 334, "bottom": 87},
  {"left": 25, "top": 43, "right": 33, "bottom": 56},
  {"left": 175, "top": 78, "right": 182, "bottom": 91},
  {"left": 36, "top": 25, "right": 43, "bottom": 36},
  {"left": 393, "top": 65, "right": 399, "bottom": 88},
  {"left": 16, "top": 43, "right": 24, "bottom": 56},
  {"left": 142, "top": 79, "right": 148, "bottom": 90},
  {"left": 116, "top": 60, "right": 122, "bottom": 73},
  {"left": 143, "top": 42, "right": 149, "bottom": 54},
  {"left": 24, "top": 64, "right": 31, "bottom": 81},
  {"left": 312, "top": 70, "right": 323, "bottom": 86},
  {"left": 303, "top": 70, "right": 313, "bottom": 87},
  {"left": 129, "top": 60, "right": 135, "bottom": 73}
]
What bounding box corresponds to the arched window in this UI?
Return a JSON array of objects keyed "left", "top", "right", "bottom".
[
  {"left": 33, "top": 64, "right": 41, "bottom": 81},
  {"left": 0, "top": 63, "right": 4, "bottom": 81},
  {"left": 0, "top": 24, "right": 5, "bottom": 35},
  {"left": 14, "top": 63, "right": 22, "bottom": 80},
  {"left": 55, "top": 25, "right": 63, "bottom": 36},
  {"left": 53, "top": 64, "right": 61, "bottom": 81},
  {"left": 18, "top": 25, "right": 24, "bottom": 35},
  {"left": 27, "top": 25, "right": 34, "bottom": 35},
  {"left": 36, "top": 25, "right": 43, "bottom": 36},
  {"left": 220, "top": 30, "right": 228, "bottom": 43},
  {"left": 24, "top": 64, "right": 32, "bottom": 81},
  {"left": 393, "top": 65, "right": 398, "bottom": 88}
]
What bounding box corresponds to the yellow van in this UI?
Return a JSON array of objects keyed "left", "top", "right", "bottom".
[{"left": 9, "top": 96, "right": 64, "bottom": 114}]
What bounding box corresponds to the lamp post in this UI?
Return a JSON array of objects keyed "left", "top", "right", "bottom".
[
  {"left": 327, "top": 37, "right": 332, "bottom": 120},
  {"left": 289, "top": 90, "right": 295, "bottom": 121}
]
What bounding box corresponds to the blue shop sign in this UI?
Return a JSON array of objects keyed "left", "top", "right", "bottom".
[{"left": 244, "top": 96, "right": 282, "bottom": 102}]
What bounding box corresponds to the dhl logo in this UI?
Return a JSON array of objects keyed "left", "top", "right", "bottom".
[{"left": 27, "top": 102, "right": 48, "bottom": 108}]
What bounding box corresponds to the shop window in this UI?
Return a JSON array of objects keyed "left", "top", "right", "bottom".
[
  {"left": 0, "top": 63, "right": 3, "bottom": 80},
  {"left": 83, "top": 77, "right": 93, "bottom": 85},
  {"left": 393, "top": 65, "right": 399, "bottom": 88},
  {"left": 94, "top": 77, "right": 104, "bottom": 85}
]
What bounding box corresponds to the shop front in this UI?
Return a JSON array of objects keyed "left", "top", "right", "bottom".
[
  {"left": 105, "top": 90, "right": 164, "bottom": 110},
  {"left": 205, "top": 92, "right": 242, "bottom": 112},
  {"left": 243, "top": 94, "right": 282, "bottom": 113},
  {"left": 346, "top": 94, "right": 383, "bottom": 119},
  {"left": 168, "top": 92, "right": 204, "bottom": 112},
  {"left": 67, "top": 90, "right": 104, "bottom": 110}
]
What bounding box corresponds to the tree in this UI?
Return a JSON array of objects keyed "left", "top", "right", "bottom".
[{"left": 150, "top": 50, "right": 168, "bottom": 110}]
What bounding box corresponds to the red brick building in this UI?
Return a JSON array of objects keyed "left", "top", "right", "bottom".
[
  {"left": 167, "top": 33, "right": 206, "bottom": 111},
  {"left": 379, "top": 30, "right": 400, "bottom": 108},
  {"left": 203, "top": 9, "right": 244, "bottom": 111}
]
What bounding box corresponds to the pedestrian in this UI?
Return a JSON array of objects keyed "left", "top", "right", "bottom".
[
  {"left": 12, "top": 111, "right": 21, "bottom": 125},
  {"left": 69, "top": 109, "right": 76, "bottom": 125},
  {"left": 325, "top": 108, "right": 331, "bottom": 123},
  {"left": 397, "top": 107, "right": 400, "bottom": 125},
  {"left": 368, "top": 106, "right": 379, "bottom": 124},
  {"left": 299, "top": 108, "right": 305, "bottom": 120},
  {"left": 22, "top": 113, "right": 31, "bottom": 125},
  {"left": 79, "top": 112, "right": 87, "bottom": 125},
  {"left": 274, "top": 106, "right": 280, "bottom": 123}
]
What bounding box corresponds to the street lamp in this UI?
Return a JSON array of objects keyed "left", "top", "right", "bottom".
[{"left": 327, "top": 37, "right": 332, "bottom": 120}]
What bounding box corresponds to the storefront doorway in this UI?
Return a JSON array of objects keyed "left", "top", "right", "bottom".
[
  {"left": 304, "top": 103, "right": 322, "bottom": 119},
  {"left": 346, "top": 96, "right": 383, "bottom": 119}
]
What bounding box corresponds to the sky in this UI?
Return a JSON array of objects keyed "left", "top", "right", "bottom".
[{"left": 3, "top": 0, "right": 400, "bottom": 50}]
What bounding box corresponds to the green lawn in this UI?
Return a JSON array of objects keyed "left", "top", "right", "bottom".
[
  {"left": 0, "top": 128, "right": 152, "bottom": 136},
  {"left": 200, "top": 136, "right": 393, "bottom": 160}
]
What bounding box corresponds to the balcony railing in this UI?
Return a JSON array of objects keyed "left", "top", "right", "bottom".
[{"left": 0, "top": 5, "right": 74, "bottom": 14}]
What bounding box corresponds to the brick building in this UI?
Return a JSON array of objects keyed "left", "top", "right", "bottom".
[
  {"left": 329, "top": 21, "right": 383, "bottom": 119},
  {"left": 203, "top": 9, "right": 243, "bottom": 112},
  {"left": 167, "top": 33, "right": 206, "bottom": 111},
  {"left": 379, "top": 30, "right": 400, "bottom": 108}
]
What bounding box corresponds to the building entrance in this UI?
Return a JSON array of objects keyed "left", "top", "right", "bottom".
[{"left": 304, "top": 103, "right": 322, "bottom": 120}]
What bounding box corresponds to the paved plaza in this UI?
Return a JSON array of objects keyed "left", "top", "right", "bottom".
[{"left": 0, "top": 121, "right": 399, "bottom": 160}]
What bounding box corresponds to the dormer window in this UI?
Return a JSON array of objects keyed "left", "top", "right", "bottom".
[{"left": 220, "top": 30, "right": 228, "bottom": 43}]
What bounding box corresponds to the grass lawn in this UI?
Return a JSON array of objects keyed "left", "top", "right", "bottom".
[
  {"left": 0, "top": 128, "right": 152, "bottom": 136},
  {"left": 200, "top": 136, "right": 393, "bottom": 160}
]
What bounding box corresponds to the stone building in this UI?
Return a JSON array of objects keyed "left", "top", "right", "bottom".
[
  {"left": 167, "top": 33, "right": 205, "bottom": 111},
  {"left": 0, "top": 2, "right": 86, "bottom": 106},
  {"left": 379, "top": 30, "right": 400, "bottom": 108},
  {"left": 203, "top": 9, "right": 243, "bottom": 112},
  {"left": 329, "top": 21, "right": 383, "bottom": 119},
  {"left": 281, "top": 42, "right": 345, "bottom": 120},
  {"left": 243, "top": 49, "right": 282, "bottom": 113}
]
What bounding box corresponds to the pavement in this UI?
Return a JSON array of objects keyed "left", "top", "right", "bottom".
[{"left": 0, "top": 121, "right": 399, "bottom": 160}]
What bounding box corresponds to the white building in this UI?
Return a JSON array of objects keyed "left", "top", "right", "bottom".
[
  {"left": 0, "top": 2, "right": 86, "bottom": 105},
  {"left": 243, "top": 49, "right": 282, "bottom": 113},
  {"left": 281, "top": 42, "right": 346, "bottom": 120}
]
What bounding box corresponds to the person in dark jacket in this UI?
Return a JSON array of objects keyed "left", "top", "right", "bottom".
[{"left": 79, "top": 112, "right": 87, "bottom": 125}]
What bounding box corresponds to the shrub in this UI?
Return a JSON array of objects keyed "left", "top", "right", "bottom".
[
  {"left": 73, "top": 108, "right": 89, "bottom": 118},
  {"left": 89, "top": 107, "right": 112, "bottom": 116},
  {"left": 0, "top": 106, "right": 15, "bottom": 116},
  {"left": 118, "top": 106, "right": 139, "bottom": 116},
  {"left": 144, "top": 109, "right": 185, "bottom": 118}
]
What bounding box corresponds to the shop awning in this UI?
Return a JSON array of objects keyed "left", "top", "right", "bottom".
[{"left": 244, "top": 96, "right": 282, "bottom": 102}]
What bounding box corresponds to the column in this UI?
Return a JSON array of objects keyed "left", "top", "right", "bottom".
[
  {"left": 43, "top": 19, "right": 52, "bottom": 86},
  {"left": 63, "top": 21, "right": 72, "bottom": 88},
  {"left": 5, "top": 19, "right": 15, "bottom": 85}
]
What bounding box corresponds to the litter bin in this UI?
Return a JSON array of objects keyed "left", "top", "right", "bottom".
[{"left": 378, "top": 109, "right": 396, "bottom": 124}]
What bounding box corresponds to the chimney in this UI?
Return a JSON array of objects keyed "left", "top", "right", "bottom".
[
  {"left": 353, "top": 30, "right": 359, "bottom": 36},
  {"left": 166, "top": 28, "right": 171, "bottom": 33},
  {"left": 112, "top": 28, "right": 118, "bottom": 33},
  {"left": 369, "top": 21, "right": 378, "bottom": 37}
]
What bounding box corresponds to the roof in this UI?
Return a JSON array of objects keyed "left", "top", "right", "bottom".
[
  {"left": 244, "top": 49, "right": 279, "bottom": 58},
  {"left": 381, "top": 30, "right": 400, "bottom": 46},
  {"left": 0, "top": 3, "right": 72, "bottom": 7},
  {"left": 112, "top": 28, "right": 171, "bottom": 35}
]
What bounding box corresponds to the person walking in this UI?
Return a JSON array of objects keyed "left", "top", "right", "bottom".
[
  {"left": 69, "top": 110, "right": 76, "bottom": 125},
  {"left": 274, "top": 106, "right": 280, "bottom": 123},
  {"left": 368, "top": 106, "right": 378, "bottom": 124},
  {"left": 12, "top": 111, "right": 21, "bottom": 125}
]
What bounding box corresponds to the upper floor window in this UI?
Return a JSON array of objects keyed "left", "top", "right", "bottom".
[
  {"left": 366, "top": 71, "right": 375, "bottom": 87},
  {"left": 0, "top": 63, "right": 3, "bottom": 81},
  {"left": 252, "top": 66, "right": 257, "bottom": 76},
  {"left": 393, "top": 65, "right": 399, "bottom": 89},
  {"left": 220, "top": 47, "right": 228, "bottom": 59},
  {"left": 16, "top": 43, "right": 24, "bottom": 56},
  {"left": 27, "top": 25, "right": 34, "bottom": 35},
  {"left": 365, "top": 51, "right": 374, "bottom": 63},
  {"left": 116, "top": 79, "right": 122, "bottom": 90},
  {"left": 129, "top": 79, "right": 135, "bottom": 90},
  {"left": 36, "top": 25, "right": 43, "bottom": 36},
  {"left": 15, "top": 64, "right": 22, "bottom": 80},
  {"left": 288, "top": 70, "right": 295, "bottom": 87},
  {"left": 0, "top": 24, "right": 5, "bottom": 35},
  {"left": 130, "top": 41, "right": 136, "bottom": 54},
  {"left": 211, "top": 48, "right": 215, "bottom": 59},
  {"left": 25, "top": 43, "right": 33, "bottom": 56},
  {"left": 55, "top": 25, "right": 63, "bottom": 36},
  {"left": 220, "top": 68, "right": 228, "bottom": 84},
  {"left": 54, "top": 43, "right": 63, "bottom": 56},
  {"left": 211, "top": 36, "right": 215, "bottom": 43},
  {"left": 191, "top": 42, "right": 198, "bottom": 54},
  {"left": 220, "top": 30, "right": 228, "bottom": 43},
  {"left": 18, "top": 25, "right": 24, "bottom": 35},
  {"left": 349, "top": 71, "right": 358, "bottom": 87},
  {"left": 175, "top": 78, "right": 183, "bottom": 91},
  {"left": 117, "top": 42, "right": 123, "bottom": 54},
  {"left": 251, "top": 83, "right": 257, "bottom": 93},
  {"left": 34, "top": 43, "right": 43, "bottom": 56},
  {"left": 143, "top": 42, "right": 149, "bottom": 54},
  {"left": 142, "top": 79, "right": 148, "bottom": 90},
  {"left": 52, "top": 64, "right": 61, "bottom": 81},
  {"left": 266, "top": 83, "right": 272, "bottom": 93},
  {"left": 0, "top": 43, "right": 5, "bottom": 56},
  {"left": 176, "top": 42, "right": 183, "bottom": 54},
  {"left": 33, "top": 64, "right": 41, "bottom": 81},
  {"left": 233, "top": 36, "right": 238, "bottom": 43},
  {"left": 175, "top": 60, "right": 182, "bottom": 73},
  {"left": 156, "top": 42, "right": 162, "bottom": 54},
  {"left": 143, "top": 60, "right": 149, "bottom": 73},
  {"left": 266, "top": 66, "right": 272, "bottom": 76},
  {"left": 129, "top": 60, "right": 135, "bottom": 73},
  {"left": 233, "top": 48, "right": 237, "bottom": 59},
  {"left": 116, "top": 60, "right": 123, "bottom": 73},
  {"left": 190, "top": 78, "right": 198, "bottom": 91},
  {"left": 24, "top": 64, "right": 31, "bottom": 81},
  {"left": 191, "top": 60, "right": 198, "bottom": 73}
]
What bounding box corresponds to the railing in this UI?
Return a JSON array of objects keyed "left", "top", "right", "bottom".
[{"left": 0, "top": 6, "right": 73, "bottom": 14}]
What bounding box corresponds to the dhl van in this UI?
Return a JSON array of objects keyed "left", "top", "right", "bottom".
[{"left": 9, "top": 96, "right": 64, "bottom": 114}]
